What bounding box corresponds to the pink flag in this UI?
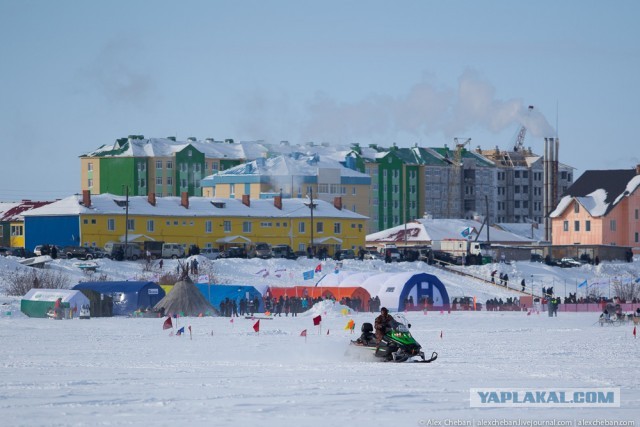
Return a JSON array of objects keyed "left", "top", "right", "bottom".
[
  {"left": 300, "top": 329, "right": 307, "bottom": 337},
  {"left": 253, "top": 320, "right": 260, "bottom": 332}
]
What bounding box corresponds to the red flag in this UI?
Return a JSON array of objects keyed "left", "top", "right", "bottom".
[
  {"left": 163, "top": 317, "right": 172, "bottom": 330},
  {"left": 634, "top": 326, "right": 637, "bottom": 337},
  {"left": 313, "top": 315, "right": 322, "bottom": 326},
  {"left": 315, "top": 264, "right": 322, "bottom": 273},
  {"left": 300, "top": 329, "right": 307, "bottom": 337},
  {"left": 253, "top": 320, "right": 260, "bottom": 332}
]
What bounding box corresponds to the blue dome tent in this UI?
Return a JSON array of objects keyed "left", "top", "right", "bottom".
[{"left": 196, "top": 284, "right": 264, "bottom": 313}]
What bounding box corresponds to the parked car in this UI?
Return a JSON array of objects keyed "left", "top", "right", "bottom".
[
  {"left": 271, "top": 245, "right": 297, "bottom": 259},
  {"left": 248, "top": 242, "right": 272, "bottom": 259},
  {"left": 9, "top": 247, "right": 36, "bottom": 258},
  {"left": 201, "top": 247, "right": 221, "bottom": 260},
  {"left": 62, "top": 246, "right": 101, "bottom": 260},
  {"left": 363, "top": 250, "right": 382, "bottom": 260},
  {"left": 222, "top": 247, "right": 247, "bottom": 258},
  {"left": 336, "top": 249, "right": 356, "bottom": 260},
  {"left": 0, "top": 247, "right": 12, "bottom": 257},
  {"left": 560, "top": 257, "right": 581, "bottom": 268},
  {"left": 103, "top": 242, "right": 142, "bottom": 261}
]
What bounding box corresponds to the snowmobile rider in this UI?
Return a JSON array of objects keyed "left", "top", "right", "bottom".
[{"left": 374, "top": 307, "right": 394, "bottom": 342}]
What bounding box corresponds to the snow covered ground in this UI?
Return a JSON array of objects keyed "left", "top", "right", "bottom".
[{"left": 0, "top": 255, "right": 639, "bottom": 426}]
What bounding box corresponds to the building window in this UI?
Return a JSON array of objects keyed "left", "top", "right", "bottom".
[
  {"left": 166, "top": 161, "right": 173, "bottom": 169},
  {"left": 205, "top": 220, "right": 212, "bottom": 233},
  {"left": 298, "top": 222, "right": 305, "bottom": 233},
  {"left": 260, "top": 222, "right": 273, "bottom": 228},
  {"left": 127, "top": 219, "right": 135, "bottom": 231},
  {"left": 316, "top": 222, "right": 324, "bottom": 233},
  {"left": 147, "top": 220, "right": 154, "bottom": 232},
  {"left": 636, "top": 232, "right": 639, "bottom": 243},
  {"left": 107, "top": 219, "right": 115, "bottom": 231},
  {"left": 574, "top": 221, "right": 580, "bottom": 232},
  {"left": 636, "top": 209, "right": 639, "bottom": 220},
  {"left": 181, "top": 179, "right": 187, "bottom": 188},
  {"left": 242, "top": 221, "right": 252, "bottom": 233},
  {"left": 563, "top": 221, "right": 568, "bottom": 232},
  {"left": 88, "top": 178, "right": 93, "bottom": 188},
  {"left": 156, "top": 160, "right": 162, "bottom": 169},
  {"left": 156, "top": 177, "right": 163, "bottom": 185},
  {"left": 87, "top": 162, "right": 93, "bottom": 172},
  {"left": 167, "top": 176, "right": 173, "bottom": 186},
  {"left": 223, "top": 221, "right": 231, "bottom": 232},
  {"left": 334, "top": 223, "right": 341, "bottom": 234},
  {"left": 10, "top": 225, "right": 23, "bottom": 236},
  {"left": 574, "top": 203, "right": 580, "bottom": 213},
  {"left": 610, "top": 220, "right": 617, "bottom": 231},
  {"left": 586, "top": 220, "right": 591, "bottom": 232}
]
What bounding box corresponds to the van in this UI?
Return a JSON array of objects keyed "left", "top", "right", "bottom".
[
  {"left": 379, "top": 244, "right": 401, "bottom": 262},
  {"left": 201, "top": 247, "right": 221, "bottom": 260},
  {"left": 248, "top": 242, "right": 272, "bottom": 259},
  {"left": 162, "top": 243, "right": 185, "bottom": 259},
  {"left": 271, "top": 245, "right": 297, "bottom": 259},
  {"left": 104, "top": 241, "right": 142, "bottom": 261}
]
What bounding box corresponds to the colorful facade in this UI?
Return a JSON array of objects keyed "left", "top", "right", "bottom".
[
  {"left": 550, "top": 167, "right": 640, "bottom": 251},
  {"left": 80, "top": 136, "right": 264, "bottom": 197},
  {"left": 24, "top": 192, "right": 368, "bottom": 255}
]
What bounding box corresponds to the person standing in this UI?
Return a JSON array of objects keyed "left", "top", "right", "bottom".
[{"left": 521, "top": 279, "right": 526, "bottom": 292}]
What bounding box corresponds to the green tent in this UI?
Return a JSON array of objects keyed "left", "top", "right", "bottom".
[{"left": 21, "top": 289, "right": 89, "bottom": 318}]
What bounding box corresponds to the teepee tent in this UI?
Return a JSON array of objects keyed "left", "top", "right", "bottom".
[{"left": 154, "top": 277, "right": 217, "bottom": 317}]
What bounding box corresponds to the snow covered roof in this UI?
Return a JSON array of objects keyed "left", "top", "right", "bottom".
[
  {"left": 550, "top": 168, "right": 640, "bottom": 218},
  {"left": 82, "top": 137, "right": 269, "bottom": 161},
  {"left": 23, "top": 193, "right": 368, "bottom": 220},
  {"left": 0, "top": 200, "right": 54, "bottom": 222},
  {"left": 367, "top": 218, "right": 533, "bottom": 244},
  {"left": 494, "top": 222, "right": 544, "bottom": 241},
  {"left": 204, "top": 154, "right": 369, "bottom": 181}
]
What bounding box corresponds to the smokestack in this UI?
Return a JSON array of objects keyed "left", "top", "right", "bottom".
[
  {"left": 274, "top": 195, "right": 282, "bottom": 210},
  {"left": 181, "top": 192, "right": 189, "bottom": 209},
  {"left": 148, "top": 192, "right": 156, "bottom": 206},
  {"left": 82, "top": 190, "right": 91, "bottom": 208},
  {"left": 242, "top": 194, "right": 250, "bottom": 207},
  {"left": 333, "top": 196, "right": 342, "bottom": 210}
]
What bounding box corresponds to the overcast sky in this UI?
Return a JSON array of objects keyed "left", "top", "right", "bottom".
[{"left": 1, "top": 1, "right": 638, "bottom": 201}]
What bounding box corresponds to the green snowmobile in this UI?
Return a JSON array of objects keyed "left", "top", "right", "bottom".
[{"left": 351, "top": 314, "right": 437, "bottom": 363}]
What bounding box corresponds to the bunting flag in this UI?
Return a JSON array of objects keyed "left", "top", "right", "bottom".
[
  {"left": 578, "top": 280, "right": 588, "bottom": 288},
  {"left": 315, "top": 264, "right": 322, "bottom": 273},
  {"left": 176, "top": 326, "right": 185, "bottom": 336},
  {"left": 198, "top": 274, "right": 209, "bottom": 283},
  {"left": 255, "top": 268, "right": 267, "bottom": 275},
  {"left": 300, "top": 329, "right": 307, "bottom": 337},
  {"left": 303, "top": 270, "right": 315, "bottom": 280},
  {"left": 253, "top": 320, "right": 260, "bottom": 332},
  {"left": 313, "top": 315, "right": 322, "bottom": 326},
  {"left": 460, "top": 226, "right": 475, "bottom": 238},
  {"left": 275, "top": 269, "right": 286, "bottom": 278},
  {"left": 344, "top": 319, "right": 355, "bottom": 331},
  {"left": 163, "top": 317, "right": 173, "bottom": 330}
]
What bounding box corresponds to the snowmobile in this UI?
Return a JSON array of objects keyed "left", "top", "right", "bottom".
[{"left": 351, "top": 314, "right": 437, "bottom": 363}]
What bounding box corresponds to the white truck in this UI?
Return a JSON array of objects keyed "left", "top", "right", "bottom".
[
  {"left": 431, "top": 239, "right": 482, "bottom": 257},
  {"left": 430, "top": 239, "right": 487, "bottom": 265}
]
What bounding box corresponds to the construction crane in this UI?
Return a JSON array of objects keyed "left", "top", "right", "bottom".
[
  {"left": 513, "top": 105, "right": 534, "bottom": 152},
  {"left": 446, "top": 137, "right": 471, "bottom": 218}
]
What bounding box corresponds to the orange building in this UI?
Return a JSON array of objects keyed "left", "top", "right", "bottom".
[{"left": 550, "top": 166, "right": 640, "bottom": 252}]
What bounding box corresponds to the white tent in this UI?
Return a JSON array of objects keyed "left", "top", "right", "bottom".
[{"left": 21, "top": 288, "right": 90, "bottom": 318}]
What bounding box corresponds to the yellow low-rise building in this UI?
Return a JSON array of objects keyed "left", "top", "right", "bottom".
[{"left": 24, "top": 191, "right": 367, "bottom": 256}]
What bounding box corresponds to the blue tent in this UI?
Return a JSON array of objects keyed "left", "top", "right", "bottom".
[
  {"left": 196, "top": 284, "right": 264, "bottom": 313},
  {"left": 73, "top": 281, "right": 165, "bottom": 316}
]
